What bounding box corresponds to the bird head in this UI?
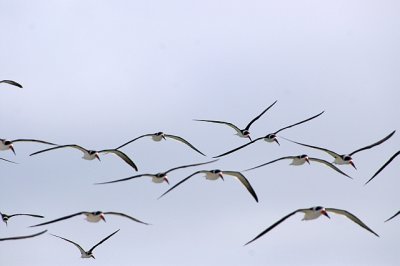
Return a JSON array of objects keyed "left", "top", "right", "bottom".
[
  {"left": 300, "top": 154, "right": 310, "bottom": 164},
  {"left": 343, "top": 155, "right": 356, "bottom": 169},
  {"left": 265, "top": 133, "right": 279, "bottom": 145}
]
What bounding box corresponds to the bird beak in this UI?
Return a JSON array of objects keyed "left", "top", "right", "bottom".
[
  {"left": 95, "top": 154, "right": 101, "bottom": 161},
  {"left": 305, "top": 157, "right": 310, "bottom": 165},
  {"left": 322, "top": 210, "right": 330, "bottom": 219},
  {"left": 219, "top": 173, "right": 224, "bottom": 181},
  {"left": 91, "top": 255, "right": 96, "bottom": 259},
  {"left": 9, "top": 145, "right": 16, "bottom": 155},
  {"left": 349, "top": 161, "right": 357, "bottom": 170},
  {"left": 247, "top": 135, "right": 252, "bottom": 141},
  {"left": 101, "top": 215, "right": 106, "bottom": 223},
  {"left": 164, "top": 177, "right": 170, "bottom": 185},
  {"left": 162, "top": 134, "right": 166, "bottom": 140},
  {"left": 274, "top": 138, "right": 280, "bottom": 146}
]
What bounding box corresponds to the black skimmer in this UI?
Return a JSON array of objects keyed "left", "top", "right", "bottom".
[
  {"left": 95, "top": 159, "right": 218, "bottom": 185},
  {"left": 158, "top": 169, "right": 258, "bottom": 202},
  {"left": 0, "top": 158, "right": 17, "bottom": 164},
  {"left": 365, "top": 150, "right": 400, "bottom": 185},
  {"left": 1, "top": 212, "right": 44, "bottom": 226},
  {"left": 245, "top": 206, "right": 379, "bottom": 245},
  {"left": 282, "top": 130, "right": 396, "bottom": 169},
  {"left": 0, "top": 230, "right": 47, "bottom": 241},
  {"left": 385, "top": 211, "right": 400, "bottom": 222},
  {"left": 30, "top": 211, "right": 149, "bottom": 227},
  {"left": 30, "top": 144, "right": 138, "bottom": 171},
  {"left": 194, "top": 100, "right": 278, "bottom": 141},
  {"left": 51, "top": 229, "right": 119, "bottom": 259},
  {"left": 243, "top": 154, "right": 352, "bottom": 179},
  {"left": 0, "top": 80, "right": 23, "bottom": 88},
  {"left": 0, "top": 138, "right": 56, "bottom": 155},
  {"left": 116, "top": 132, "right": 205, "bottom": 156},
  {"left": 213, "top": 111, "right": 324, "bottom": 158}
]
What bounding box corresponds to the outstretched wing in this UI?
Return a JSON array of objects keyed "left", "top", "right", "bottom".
[
  {"left": 0, "top": 158, "right": 17, "bottom": 164},
  {"left": 325, "top": 208, "right": 379, "bottom": 237},
  {"left": 30, "top": 212, "right": 86, "bottom": 227},
  {"left": 165, "top": 159, "right": 218, "bottom": 174},
  {"left": 274, "top": 111, "right": 325, "bottom": 134},
  {"left": 385, "top": 210, "right": 400, "bottom": 222},
  {"left": 94, "top": 174, "right": 151, "bottom": 185},
  {"left": 213, "top": 137, "right": 263, "bottom": 158},
  {"left": 308, "top": 157, "right": 352, "bottom": 179},
  {"left": 8, "top": 213, "right": 44, "bottom": 219},
  {"left": 158, "top": 171, "right": 205, "bottom": 199},
  {"left": 165, "top": 134, "right": 206, "bottom": 156},
  {"left": 89, "top": 229, "right": 120, "bottom": 253},
  {"left": 29, "top": 144, "right": 87, "bottom": 156},
  {"left": 104, "top": 212, "right": 149, "bottom": 225},
  {"left": 365, "top": 150, "right": 400, "bottom": 185},
  {"left": 98, "top": 149, "right": 138, "bottom": 171},
  {"left": 350, "top": 130, "right": 395, "bottom": 156},
  {"left": 281, "top": 137, "right": 341, "bottom": 159},
  {"left": 245, "top": 100, "right": 277, "bottom": 130},
  {"left": 12, "top": 139, "right": 56, "bottom": 145},
  {"left": 0, "top": 80, "right": 23, "bottom": 88},
  {"left": 115, "top": 134, "right": 154, "bottom": 150},
  {"left": 51, "top": 234, "right": 86, "bottom": 255},
  {"left": 244, "top": 156, "right": 296, "bottom": 171},
  {"left": 194, "top": 119, "right": 242, "bottom": 135},
  {"left": 0, "top": 230, "right": 47, "bottom": 241},
  {"left": 223, "top": 171, "right": 258, "bottom": 202}
]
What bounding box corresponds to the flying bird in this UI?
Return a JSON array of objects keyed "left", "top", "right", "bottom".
[
  {"left": 116, "top": 131, "right": 205, "bottom": 156},
  {"left": 385, "top": 210, "right": 400, "bottom": 222},
  {"left": 0, "top": 138, "right": 56, "bottom": 155},
  {"left": 95, "top": 159, "right": 218, "bottom": 185},
  {"left": 0, "top": 80, "right": 23, "bottom": 88},
  {"left": 0, "top": 230, "right": 47, "bottom": 242},
  {"left": 282, "top": 130, "right": 396, "bottom": 169},
  {"left": 30, "top": 144, "right": 138, "bottom": 171},
  {"left": 51, "top": 229, "right": 119, "bottom": 259},
  {"left": 243, "top": 154, "right": 352, "bottom": 179},
  {"left": 245, "top": 206, "right": 379, "bottom": 245},
  {"left": 213, "top": 111, "right": 324, "bottom": 158},
  {"left": 1, "top": 212, "right": 44, "bottom": 226},
  {"left": 194, "top": 100, "right": 277, "bottom": 141},
  {"left": 158, "top": 169, "right": 258, "bottom": 202},
  {"left": 30, "top": 211, "right": 149, "bottom": 227},
  {"left": 365, "top": 150, "right": 400, "bottom": 185}
]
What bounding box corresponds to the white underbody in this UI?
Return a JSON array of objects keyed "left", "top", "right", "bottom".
[
  {"left": 82, "top": 153, "right": 98, "bottom": 160},
  {"left": 152, "top": 135, "right": 164, "bottom": 142},
  {"left": 84, "top": 214, "right": 102, "bottom": 223},
  {"left": 0, "top": 142, "right": 10, "bottom": 151},
  {"left": 333, "top": 157, "right": 347, "bottom": 165},
  {"left": 301, "top": 210, "right": 322, "bottom": 221},
  {"left": 205, "top": 172, "right": 220, "bottom": 180},
  {"left": 290, "top": 158, "right": 307, "bottom": 166},
  {"left": 152, "top": 176, "right": 165, "bottom": 183}
]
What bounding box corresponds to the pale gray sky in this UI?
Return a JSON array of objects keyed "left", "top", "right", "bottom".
[{"left": 1, "top": 1, "right": 399, "bottom": 265}]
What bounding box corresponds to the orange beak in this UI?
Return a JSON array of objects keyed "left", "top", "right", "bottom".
[
  {"left": 9, "top": 145, "right": 16, "bottom": 155},
  {"left": 164, "top": 177, "right": 170, "bottom": 185},
  {"left": 349, "top": 161, "right": 357, "bottom": 170},
  {"left": 219, "top": 173, "right": 224, "bottom": 181},
  {"left": 321, "top": 210, "right": 330, "bottom": 219},
  {"left": 95, "top": 154, "right": 101, "bottom": 161},
  {"left": 305, "top": 157, "right": 310, "bottom": 165},
  {"left": 100, "top": 214, "right": 106, "bottom": 222}
]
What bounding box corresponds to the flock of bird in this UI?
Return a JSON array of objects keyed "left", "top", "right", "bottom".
[{"left": 1, "top": 79, "right": 399, "bottom": 259}]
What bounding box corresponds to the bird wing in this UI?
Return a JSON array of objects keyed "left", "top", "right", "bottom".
[
  {"left": 385, "top": 210, "right": 400, "bottom": 222},
  {"left": 8, "top": 213, "right": 44, "bottom": 219},
  {"left": 244, "top": 209, "right": 303, "bottom": 245},
  {"left": 0, "top": 158, "right": 17, "bottom": 164},
  {"left": 274, "top": 111, "right": 325, "bottom": 134},
  {"left": 244, "top": 100, "right": 278, "bottom": 130},
  {"left": 244, "top": 156, "right": 297, "bottom": 171},
  {"left": 325, "top": 208, "right": 379, "bottom": 237},
  {"left": 115, "top": 134, "right": 154, "bottom": 150},
  {"left": 212, "top": 137, "right": 263, "bottom": 158},
  {"left": 89, "top": 229, "right": 120, "bottom": 253},
  {"left": 165, "top": 159, "right": 218, "bottom": 174},
  {"left": 193, "top": 119, "right": 242, "bottom": 135},
  {"left": 104, "top": 212, "right": 149, "bottom": 225},
  {"left": 51, "top": 234, "right": 86, "bottom": 256},
  {"left": 281, "top": 137, "right": 340, "bottom": 159},
  {"left": 94, "top": 174, "right": 151, "bottom": 185},
  {"left": 0, "top": 80, "right": 23, "bottom": 88},
  {"left": 11, "top": 139, "right": 56, "bottom": 145},
  {"left": 164, "top": 134, "right": 206, "bottom": 156},
  {"left": 0, "top": 230, "right": 47, "bottom": 241},
  {"left": 29, "top": 212, "right": 86, "bottom": 227},
  {"left": 158, "top": 171, "right": 205, "bottom": 199},
  {"left": 98, "top": 149, "right": 138, "bottom": 171},
  {"left": 308, "top": 157, "right": 352, "bottom": 179},
  {"left": 222, "top": 171, "right": 258, "bottom": 202},
  {"left": 29, "top": 144, "right": 88, "bottom": 156},
  {"left": 349, "top": 130, "right": 395, "bottom": 156},
  {"left": 365, "top": 151, "right": 400, "bottom": 185}
]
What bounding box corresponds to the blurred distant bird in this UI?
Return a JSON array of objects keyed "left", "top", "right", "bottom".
[
  {"left": 95, "top": 160, "right": 218, "bottom": 185},
  {"left": 51, "top": 229, "right": 119, "bottom": 259},
  {"left": 283, "top": 130, "right": 396, "bottom": 169},
  {"left": 365, "top": 150, "right": 400, "bottom": 185},
  {"left": 245, "top": 206, "right": 379, "bottom": 245},
  {"left": 244, "top": 154, "right": 351, "bottom": 179},
  {"left": 30, "top": 144, "right": 138, "bottom": 171},
  {"left": 0, "top": 80, "right": 23, "bottom": 88},
  {"left": 1, "top": 212, "right": 44, "bottom": 226},
  {"left": 116, "top": 131, "right": 205, "bottom": 156},
  {"left": 0, "top": 138, "right": 56, "bottom": 155},
  {"left": 0, "top": 230, "right": 47, "bottom": 242},
  {"left": 194, "top": 100, "right": 277, "bottom": 141},
  {"left": 385, "top": 210, "right": 400, "bottom": 222},
  {"left": 158, "top": 169, "right": 258, "bottom": 202},
  {"left": 213, "top": 111, "right": 324, "bottom": 158},
  {"left": 30, "top": 211, "right": 148, "bottom": 227}
]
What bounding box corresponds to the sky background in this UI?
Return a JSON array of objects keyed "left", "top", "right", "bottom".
[{"left": 0, "top": 0, "right": 399, "bottom": 265}]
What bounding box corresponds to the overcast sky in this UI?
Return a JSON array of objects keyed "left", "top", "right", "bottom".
[{"left": 1, "top": 1, "right": 399, "bottom": 265}]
